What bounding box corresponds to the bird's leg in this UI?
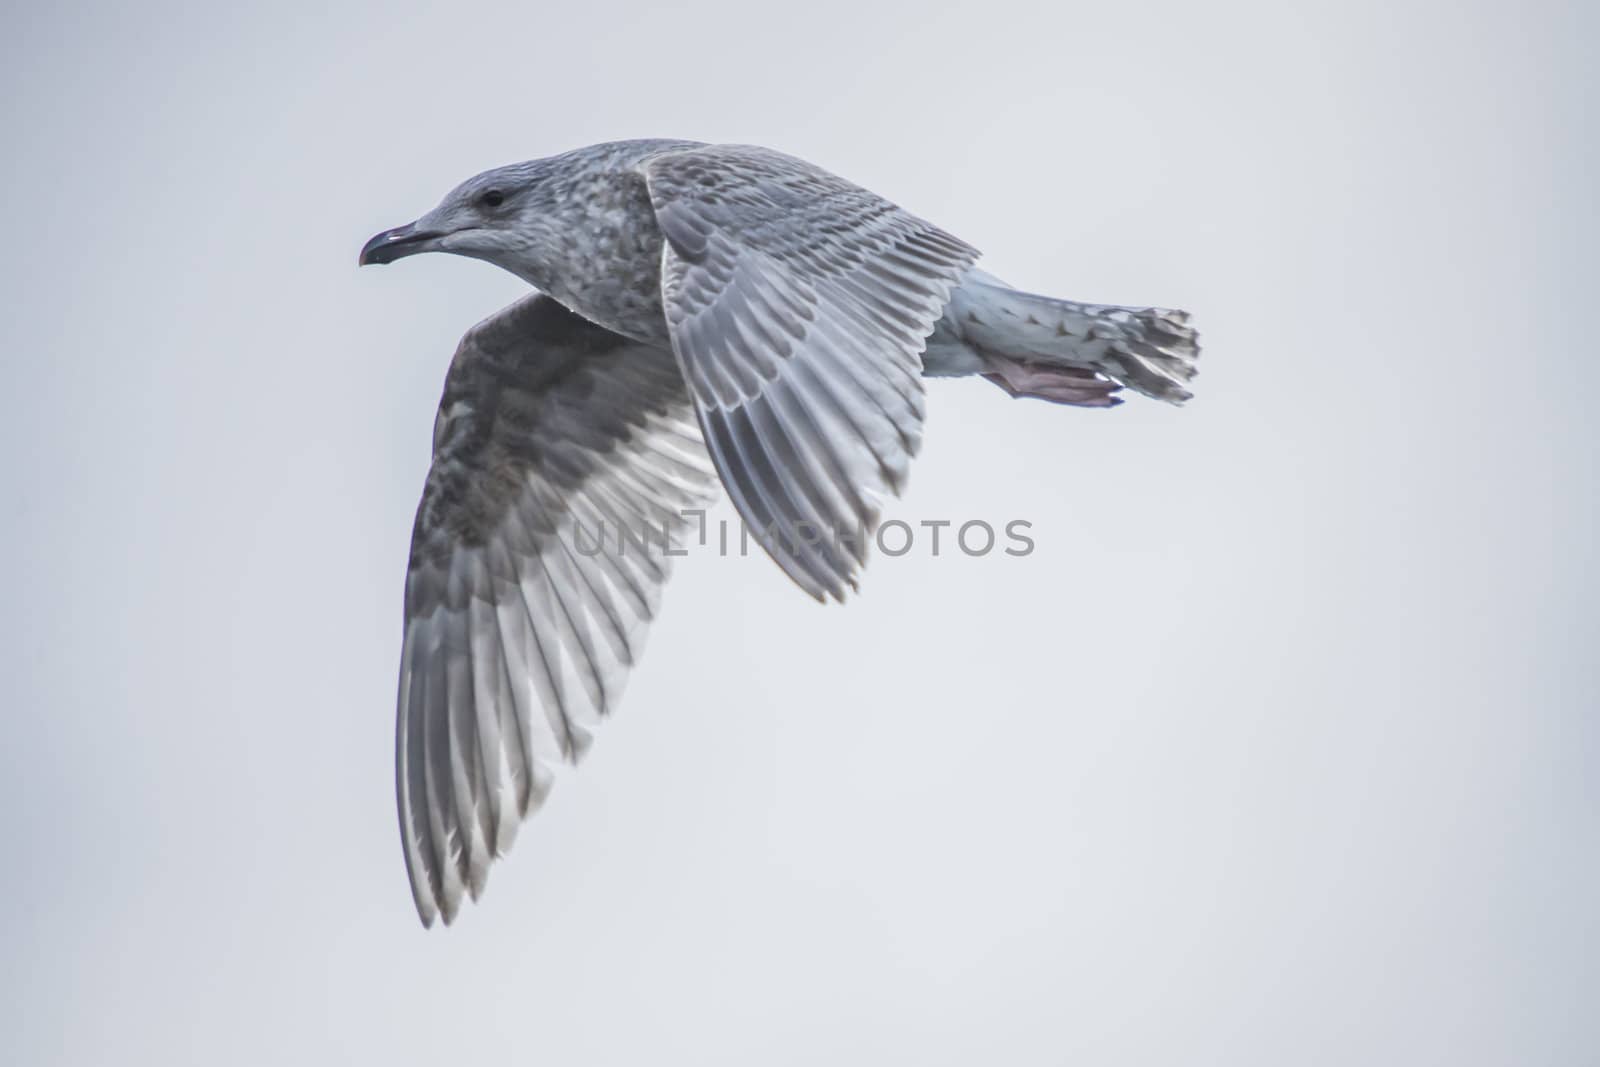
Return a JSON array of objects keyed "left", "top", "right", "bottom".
[{"left": 979, "top": 353, "right": 1124, "bottom": 408}]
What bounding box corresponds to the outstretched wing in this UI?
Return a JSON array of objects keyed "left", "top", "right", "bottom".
[
  {"left": 397, "top": 294, "right": 714, "bottom": 926},
  {"left": 642, "top": 145, "right": 979, "bottom": 601}
]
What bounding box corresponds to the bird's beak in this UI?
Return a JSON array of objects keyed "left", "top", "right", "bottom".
[{"left": 359, "top": 222, "right": 443, "bottom": 266}]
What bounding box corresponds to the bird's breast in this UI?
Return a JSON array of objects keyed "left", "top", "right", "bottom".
[{"left": 541, "top": 170, "right": 671, "bottom": 346}]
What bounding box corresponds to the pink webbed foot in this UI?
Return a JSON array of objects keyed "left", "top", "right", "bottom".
[{"left": 980, "top": 357, "right": 1123, "bottom": 408}]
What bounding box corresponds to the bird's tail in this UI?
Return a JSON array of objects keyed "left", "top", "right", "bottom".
[{"left": 949, "top": 271, "right": 1200, "bottom": 406}]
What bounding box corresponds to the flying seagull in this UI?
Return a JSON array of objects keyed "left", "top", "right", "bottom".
[{"left": 360, "top": 139, "right": 1198, "bottom": 926}]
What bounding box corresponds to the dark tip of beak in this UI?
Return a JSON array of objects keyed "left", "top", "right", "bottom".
[{"left": 359, "top": 223, "right": 441, "bottom": 266}]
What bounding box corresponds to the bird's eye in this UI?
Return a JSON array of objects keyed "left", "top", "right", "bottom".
[{"left": 479, "top": 189, "right": 506, "bottom": 209}]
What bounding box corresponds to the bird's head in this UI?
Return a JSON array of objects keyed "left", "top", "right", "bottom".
[{"left": 359, "top": 162, "right": 549, "bottom": 274}]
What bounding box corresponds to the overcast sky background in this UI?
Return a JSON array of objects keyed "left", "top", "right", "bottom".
[{"left": 3, "top": 1, "right": 1594, "bottom": 1064}]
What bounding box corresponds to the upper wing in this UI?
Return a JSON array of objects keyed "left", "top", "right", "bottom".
[
  {"left": 642, "top": 145, "right": 979, "bottom": 601},
  {"left": 397, "top": 294, "right": 714, "bottom": 926}
]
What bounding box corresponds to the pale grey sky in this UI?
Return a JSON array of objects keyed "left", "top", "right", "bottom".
[{"left": 3, "top": 1, "right": 1594, "bottom": 1064}]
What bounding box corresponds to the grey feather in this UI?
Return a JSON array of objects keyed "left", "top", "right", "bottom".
[
  {"left": 641, "top": 144, "right": 979, "bottom": 600},
  {"left": 397, "top": 293, "right": 715, "bottom": 926}
]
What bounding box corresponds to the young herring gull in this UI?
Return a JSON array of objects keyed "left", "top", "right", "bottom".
[{"left": 359, "top": 139, "right": 1199, "bottom": 926}]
